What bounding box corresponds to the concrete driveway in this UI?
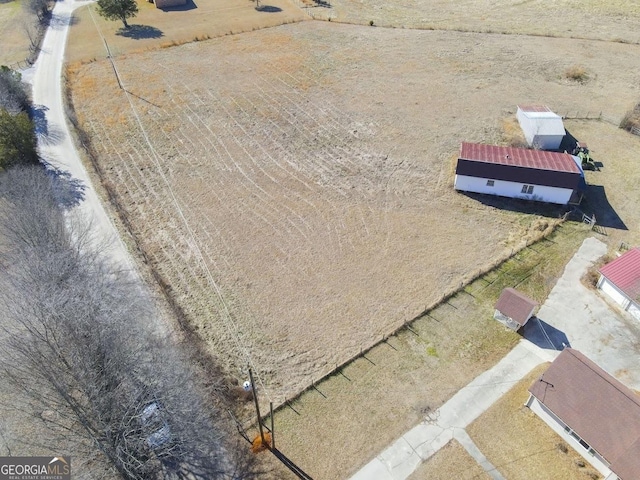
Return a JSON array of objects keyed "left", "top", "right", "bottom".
[{"left": 526, "top": 236, "right": 640, "bottom": 390}]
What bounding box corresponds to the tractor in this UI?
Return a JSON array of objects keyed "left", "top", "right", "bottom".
[{"left": 572, "top": 142, "right": 597, "bottom": 170}]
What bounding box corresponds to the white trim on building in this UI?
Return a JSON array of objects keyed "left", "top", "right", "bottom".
[
  {"left": 454, "top": 175, "right": 573, "bottom": 205},
  {"left": 525, "top": 395, "right": 618, "bottom": 479},
  {"left": 597, "top": 276, "right": 640, "bottom": 321},
  {"left": 516, "top": 106, "right": 565, "bottom": 150}
]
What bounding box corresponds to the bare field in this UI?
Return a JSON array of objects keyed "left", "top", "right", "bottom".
[
  {"left": 66, "top": 20, "right": 640, "bottom": 404},
  {"left": 311, "top": 0, "right": 640, "bottom": 44},
  {"left": 467, "top": 364, "right": 602, "bottom": 480}
]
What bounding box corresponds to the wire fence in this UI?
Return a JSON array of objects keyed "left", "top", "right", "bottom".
[{"left": 3, "top": 59, "right": 33, "bottom": 71}]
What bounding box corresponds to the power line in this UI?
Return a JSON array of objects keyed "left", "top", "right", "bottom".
[{"left": 86, "top": 5, "right": 273, "bottom": 402}]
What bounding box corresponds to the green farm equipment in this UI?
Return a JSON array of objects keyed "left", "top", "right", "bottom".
[{"left": 572, "top": 142, "right": 596, "bottom": 170}]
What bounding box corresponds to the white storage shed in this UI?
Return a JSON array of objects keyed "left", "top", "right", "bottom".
[{"left": 516, "top": 105, "right": 566, "bottom": 150}]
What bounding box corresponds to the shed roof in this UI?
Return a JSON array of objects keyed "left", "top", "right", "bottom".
[
  {"left": 529, "top": 348, "right": 640, "bottom": 480},
  {"left": 518, "top": 105, "right": 555, "bottom": 113},
  {"left": 459, "top": 143, "right": 581, "bottom": 174},
  {"left": 599, "top": 248, "right": 640, "bottom": 302},
  {"left": 495, "top": 288, "right": 537, "bottom": 325},
  {"left": 517, "top": 105, "right": 565, "bottom": 136}
]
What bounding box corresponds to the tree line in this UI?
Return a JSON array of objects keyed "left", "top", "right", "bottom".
[
  {"left": 0, "top": 66, "right": 38, "bottom": 169},
  {"left": 0, "top": 165, "right": 263, "bottom": 479},
  {"left": 0, "top": 57, "right": 262, "bottom": 480}
]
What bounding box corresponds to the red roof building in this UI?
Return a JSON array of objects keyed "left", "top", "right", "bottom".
[
  {"left": 454, "top": 143, "right": 585, "bottom": 205},
  {"left": 527, "top": 348, "right": 640, "bottom": 480},
  {"left": 598, "top": 248, "right": 640, "bottom": 320}
]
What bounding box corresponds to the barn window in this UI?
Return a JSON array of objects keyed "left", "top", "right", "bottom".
[
  {"left": 521, "top": 185, "right": 534, "bottom": 194},
  {"left": 486, "top": 180, "right": 495, "bottom": 187}
]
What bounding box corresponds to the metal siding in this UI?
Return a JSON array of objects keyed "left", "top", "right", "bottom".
[
  {"left": 456, "top": 159, "right": 581, "bottom": 189},
  {"left": 454, "top": 175, "right": 572, "bottom": 204},
  {"left": 600, "top": 279, "right": 631, "bottom": 309}
]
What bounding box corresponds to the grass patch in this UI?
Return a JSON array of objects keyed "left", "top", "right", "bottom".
[
  {"left": 564, "top": 64, "right": 589, "bottom": 83},
  {"left": 408, "top": 439, "right": 491, "bottom": 480},
  {"left": 501, "top": 117, "right": 528, "bottom": 148},
  {"left": 466, "top": 364, "right": 602, "bottom": 480},
  {"left": 274, "top": 222, "right": 590, "bottom": 478}
]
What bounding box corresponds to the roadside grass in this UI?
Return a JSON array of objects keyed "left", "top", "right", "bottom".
[
  {"left": 408, "top": 439, "right": 491, "bottom": 480},
  {"left": 0, "top": 0, "right": 33, "bottom": 66},
  {"left": 310, "top": 0, "right": 640, "bottom": 44},
  {"left": 466, "top": 364, "right": 602, "bottom": 480},
  {"left": 66, "top": 0, "right": 307, "bottom": 63},
  {"left": 271, "top": 221, "right": 591, "bottom": 479}
]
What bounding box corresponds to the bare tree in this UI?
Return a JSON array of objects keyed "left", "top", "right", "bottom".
[
  {"left": 0, "top": 166, "right": 262, "bottom": 479},
  {"left": 23, "top": 0, "right": 51, "bottom": 25}
]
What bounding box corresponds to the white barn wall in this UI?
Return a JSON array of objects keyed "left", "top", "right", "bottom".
[
  {"left": 454, "top": 175, "right": 572, "bottom": 204},
  {"left": 516, "top": 108, "right": 565, "bottom": 150},
  {"left": 526, "top": 396, "right": 614, "bottom": 478},
  {"left": 599, "top": 277, "right": 640, "bottom": 321},
  {"left": 599, "top": 277, "right": 632, "bottom": 309},
  {"left": 531, "top": 134, "right": 564, "bottom": 150}
]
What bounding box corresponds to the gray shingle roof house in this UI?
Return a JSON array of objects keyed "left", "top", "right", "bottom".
[{"left": 526, "top": 348, "right": 640, "bottom": 480}]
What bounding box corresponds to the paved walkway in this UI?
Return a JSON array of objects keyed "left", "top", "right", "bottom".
[
  {"left": 351, "top": 236, "right": 640, "bottom": 479},
  {"left": 350, "top": 341, "right": 556, "bottom": 480}
]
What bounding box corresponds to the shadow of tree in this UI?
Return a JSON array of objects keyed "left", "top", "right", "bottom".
[
  {"left": 158, "top": 0, "right": 198, "bottom": 11},
  {"left": 116, "top": 24, "right": 164, "bottom": 39},
  {"left": 43, "top": 164, "right": 86, "bottom": 209},
  {"left": 32, "top": 104, "right": 66, "bottom": 147}
]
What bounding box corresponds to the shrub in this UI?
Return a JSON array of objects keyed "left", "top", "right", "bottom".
[
  {"left": 564, "top": 65, "right": 589, "bottom": 83},
  {"left": 620, "top": 102, "right": 640, "bottom": 132}
]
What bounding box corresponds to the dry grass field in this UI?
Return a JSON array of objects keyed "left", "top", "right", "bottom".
[
  {"left": 407, "top": 440, "right": 491, "bottom": 480},
  {"left": 0, "top": 0, "right": 34, "bottom": 66},
  {"left": 66, "top": 0, "right": 307, "bottom": 63},
  {"left": 67, "top": 17, "right": 640, "bottom": 403},
  {"left": 271, "top": 221, "right": 589, "bottom": 479},
  {"left": 466, "top": 364, "right": 602, "bottom": 480},
  {"left": 62, "top": 1, "right": 640, "bottom": 477},
  {"left": 310, "top": 0, "right": 640, "bottom": 45}
]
